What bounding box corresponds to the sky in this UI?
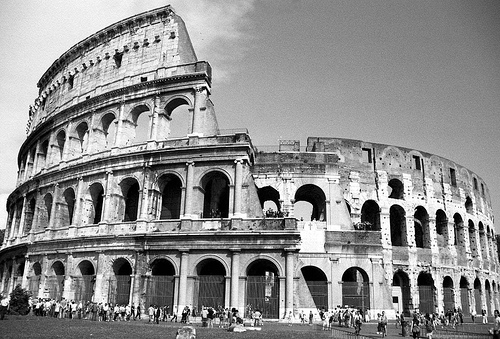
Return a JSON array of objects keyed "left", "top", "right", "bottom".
[{"left": 0, "top": 0, "right": 499, "bottom": 229}]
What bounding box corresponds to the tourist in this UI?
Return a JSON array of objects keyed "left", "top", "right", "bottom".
[
  {"left": 411, "top": 315, "right": 421, "bottom": 339},
  {"left": 493, "top": 310, "right": 500, "bottom": 339},
  {"left": 424, "top": 313, "right": 435, "bottom": 339}
]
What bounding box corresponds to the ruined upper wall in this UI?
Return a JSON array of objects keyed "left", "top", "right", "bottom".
[{"left": 27, "top": 5, "right": 198, "bottom": 135}]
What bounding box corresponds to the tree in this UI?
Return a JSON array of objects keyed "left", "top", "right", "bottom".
[
  {"left": 9, "top": 284, "right": 32, "bottom": 315},
  {"left": 0, "top": 229, "right": 4, "bottom": 244}
]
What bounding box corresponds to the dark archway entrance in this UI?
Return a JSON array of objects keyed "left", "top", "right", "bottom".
[
  {"left": 146, "top": 259, "right": 175, "bottom": 310},
  {"left": 108, "top": 258, "right": 132, "bottom": 305},
  {"left": 417, "top": 272, "right": 435, "bottom": 314},
  {"left": 74, "top": 260, "right": 95, "bottom": 302},
  {"left": 194, "top": 259, "right": 226, "bottom": 312},
  {"left": 393, "top": 270, "right": 411, "bottom": 316},
  {"left": 460, "top": 276, "right": 470, "bottom": 316},
  {"left": 301, "top": 266, "right": 328, "bottom": 310},
  {"left": 342, "top": 267, "right": 370, "bottom": 312},
  {"left": 46, "top": 261, "right": 65, "bottom": 300},
  {"left": 246, "top": 259, "right": 280, "bottom": 318},
  {"left": 443, "top": 276, "right": 454, "bottom": 313},
  {"left": 294, "top": 184, "right": 327, "bottom": 221},
  {"left": 201, "top": 172, "right": 230, "bottom": 218}
]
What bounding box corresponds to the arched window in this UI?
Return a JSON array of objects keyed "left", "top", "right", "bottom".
[
  {"left": 388, "top": 179, "right": 404, "bottom": 199},
  {"left": 89, "top": 183, "right": 104, "bottom": 224},
  {"left": 414, "top": 206, "right": 430, "bottom": 248},
  {"left": 62, "top": 188, "right": 75, "bottom": 226},
  {"left": 390, "top": 205, "right": 406, "bottom": 246},
  {"left": 165, "top": 98, "right": 191, "bottom": 139},
  {"left": 361, "top": 200, "right": 380, "bottom": 230},
  {"left": 158, "top": 174, "right": 182, "bottom": 220},
  {"left": 75, "top": 122, "right": 89, "bottom": 153},
  {"left": 101, "top": 113, "right": 117, "bottom": 149},
  {"left": 201, "top": 172, "right": 230, "bottom": 218},
  {"left": 465, "top": 196, "right": 473, "bottom": 214},
  {"left": 435, "top": 210, "right": 448, "bottom": 247},
  {"left": 469, "top": 220, "right": 478, "bottom": 257},
  {"left": 120, "top": 178, "right": 140, "bottom": 222},
  {"left": 294, "top": 184, "right": 327, "bottom": 222},
  {"left": 55, "top": 130, "right": 66, "bottom": 163}
]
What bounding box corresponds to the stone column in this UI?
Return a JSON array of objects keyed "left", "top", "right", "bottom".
[
  {"left": 114, "top": 102, "right": 126, "bottom": 146},
  {"left": 150, "top": 96, "right": 160, "bottom": 141},
  {"left": 102, "top": 170, "right": 113, "bottom": 222},
  {"left": 230, "top": 249, "right": 240, "bottom": 310},
  {"left": 48, "top": 184, "right": 59, "bottom": 230},
  {"left": 16, "top": 195, "right": 27, "bottom": 240},
  {"left": 191, "top": 86, "right": 207, "bottom": 136},
  {"left": 94, "top": 251, "right": 104, "bottom": 302},
  {"left": 183, "top": 162, "right": 194, "bottom": 218},
  {"left": 233, "top": 159, "right": 243, "bottom": 217},
  {"left": 285, "top": 249, "right": 295, "bottom": 316},
  {"left": 8, "top": 257, "right": 17, "bottom": 294},
  {"left": 139, "top": 166, "right": 151, "bottom": 220},
  {"left": 177, "top": 249, "right": 189, "bottom": 315},
  {"left": 72, "top": 177, "right": 84, "bottom": 227},
  {"left": 21, "top": 256, "right": 31, "bottom": 290}
]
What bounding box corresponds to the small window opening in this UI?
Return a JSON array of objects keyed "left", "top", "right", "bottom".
[
  {"left": 86, "top": 96, "right": 91, "bottom": 100},
  {"left": 68, "top": 74, "right": 74, "bottom": 89},
  {"left": 140, "top": 77, "right": 148, "bottom": 82},
  {"left": 413, "top": 155, "right": 421, "bottom": 170},
  {"left": 481, "top": 183, "right": 485, "bottom": 196},
  {"left": 473, "top": 177, "right": 478, "bottom": 190},
  {"left": 113, "top": 51, "right": 123, "bottom": 68},
  {"left": 450, "top": 168, "right": 457, "bottom": 187},
  {"left": 362, "top": 148, "right": 372, "bottom": 163}
]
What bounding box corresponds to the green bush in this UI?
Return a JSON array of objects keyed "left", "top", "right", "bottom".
[{"left": 9, "top": 284, "right": 32, "bottom": 315}]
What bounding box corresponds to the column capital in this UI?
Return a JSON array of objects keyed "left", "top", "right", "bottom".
[
  {"left": 229, "top": 248, "right": 241, "bottom": 253},
  {"left": 186, "top": 161, "right": 195, "bottom": 167}
]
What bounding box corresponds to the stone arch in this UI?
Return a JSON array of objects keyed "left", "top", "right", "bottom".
[
  {"left": 443, "top": 276, "right": 455, "bottom": 312},
  {"left": 158, "top": 173, "right": 182, "bottom": 220},
  {"left": 41, "top": 193, "right": 53, "bottom": 230},
  {"left": 47, "top": 260, "right": 65, "bottom": 300},
  {"left": 380, "top": 146, "right": 405, "bottom": 168},
  {"left": 246, "top": 258, "right": 280, "bottom": 318},
  {"left": 294, "top": 184, "right": 327, "bottom": 222},
  {"left": 164, "top": 96, "right": 193, "bottom": 139},
  {"left": 124, "top": 103, "right": 152, "bottom": 145},
  {"left": 361, "top": 200, "right": 380, "bottom": 230},
  {"left": 485, "top": 279, "right": 492, "bottom": 315},
  {"left": 417, "top": 272, "right": 435, "bottom": 314},
  {"left": 200, "top": 170, "right": 231, "bottom": 218},
  {"left": 38, "top": 139, "right": 49, "bottom": 170},
  {"left": 74, "top": 259, "right": 96, "bottom": 302},
  {"left": 393, "top": 270, "right": 411, "bottom": 316},
  {"left": 435, "top": 209, "right": 448, "bottom": 247},
  {"left": 414, "top": 206, "right": 430, "bottom": 248},
  {"left": 88, "top": 182, "right": 104, "bottom": 224},
  {"left": 341, "top": 267, "right": 370, "bottom": 312},
  {"left": 194, "top": 258, "right": 227, "bottom": 312},
  {"left": 145, "top": 257, "right": 176, "bottom": 310},
  {"left": 300, "top": 266, "right": 328, "bottom": 310},
  {"left": 453, "top": 213, "right": 466, "bottom": 248},
  {"left": 24, "top": 196, "right": 36, "bottom": 234},
  {"left": 119, "top": 177, "right": 140, "bottom": 222},
  {"left": 257, "top": 186, "right": 281, "bottom": 215},
  {"left": 74, "top": 121, "right": 90, "bottom": 154},
  {"left": 469, "top": 220, "right": 478, "bottom": 257},
  {"left": 479, "top": 222, "right": 488, "bottom": 260},
  {"left": 465, "top": 196, "right": 473, "bottom": 214},
  {"left": 459, "top": 276, "right": 470, "bottom": 316},
  {"left": 390, "top": 204, "right": 406, "bottom": 246},
  {"left": 109, "top": 257, "right": 132, "bottom": 305},
  {"left": 100, "top": 112, "right": 118, "bottom": 149},
  {"left": 388, "top": 178, "right": 404, "bottom": 200},
  {"left": 54, "top": 129, "right": 66, "bottom": 163},
  {"left": 61, "top": 187, "right": 76, "bottom": 227},
  {"left": 474, "top": 277, "right": 482, "bottom": 314}
]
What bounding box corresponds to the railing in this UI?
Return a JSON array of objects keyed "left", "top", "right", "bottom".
[{"left": 329, "top": 326, "right": 378, "bottom": 339}]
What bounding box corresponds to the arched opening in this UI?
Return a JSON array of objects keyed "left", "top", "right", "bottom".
[
  {"left": 102, "top": 113, "right": 117, "bottom": 149},
  {"left": 417, "top": 272, "right": 435, "bottom": 314},
  {"left": 24, "top": 197, "right": 36, "bottom": 234},
  {"left": 246, "top": 259, "right": 280, "bottom": 318},
  {"left": 201, "top": 172, "right": 230, "bottom": 218},
  {"left": 54, "top": 131, "right": 66, "bottom": 163},
  {"left": 485, "top": 280, "right": 492, "bottom": 316},
  {"left": 474, "top": 278, "right": 482, "bottom": 315},
  {"left": 89, "top": 183, "right": 104, "bottom": 224},
  {"left": 166, "top": 99, "right": 191, "bottom": 139},
  {"left": 390, "top": 205, "right": 406, "bottom": 246},
  {"left": 120, "top": 178, "right": 140, "bottom": 222},
  {"left": 75, "top": 260, "right": 95, "bottom": 302},
  {"left": 28, "top": 262, "right": 42, "bottom": 299},
  {"left": 38, "top": 139, "right": 49, "bottom": 170},
  {"left": 159, "top": 174, "right": 182, "bottom": 220},
  {"left": 108, "top": 258, "right": 132, "bottom": 305},
  {"left": 392, "top": 270, "right": 411, "bottom": 316},
  {"left": 129, "top": 105, "right": 151, "bottom": 144},
  {"left": 342, "top": 267, "right": 370, "bottom": 312},
  {"left": 361, "top": 200, "right": 380, "bottom": 230},
  {"left": 443, "top": 276, "right": 455, "bottom": 313},
  {"left": 47, "top": 261, "right": 65, "bottom": 300},
  {"left": 195, "top": 259, "right": 226, "bottom": 313},
  {"left": 75, "top": 122, "right": 89, "bottom": 154},
  {"left": 294, "top": 184, "right": 327, "bottom": 222},
  {"left": 62, "top": 188, "right": 75, "bottom": 226},
  {"left": 453, "top": 213, "right": 465, "bottom": 248},
  {"left": 42, "top": 193, "right": 53, "bottom": 229},
  {"left": 388, "top": 178, "right": 404, "bottom": 199},
  {"left": 300, "top": 266, "right": 328, "bottom": 310},
  {"left": 465, "top": 196, "right": 473, "bottom": 214},
  {"left": 469, "top": 220, "right": 478, "bottom": 257},
  {"left": 460, "top": 277, "right": 470, "bottom": 316},
  {"left": 146, "top": 258, "right": 176, "bottom": 311},
  {"left": 257, "top": 186, "right": 281, "bottom": 217},
  {"left": 479, "top": 222, "right": 488, "bottom": 260},
  {"left": 435, "top": 210, "right": 448, "bottom": 247},
  {"left": 414, "top": 206, "right": 430, "bottom": 248},
  {"left": 294, "top": 201, "right": 313, "bottom": 222}
]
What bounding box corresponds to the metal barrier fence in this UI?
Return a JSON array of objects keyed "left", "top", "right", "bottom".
[
  {"left": 432, "top": 328, "right": 492, "bottom": 339},
  {"left": 329, "top": 327, "right": 378, "bottom": 339}
]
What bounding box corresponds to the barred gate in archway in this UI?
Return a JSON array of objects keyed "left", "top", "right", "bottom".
[
  {"left": 246, "top": 276, "right": 279, "bottom": 319},
  {"left": 474, "top": 289, "right": 482, "bottom": 314},
  {"left": 419, "top": 286, "right": 435, "bottom": 314},
  {"left": 194, "top": 275, "right": 225, "bottom": 310},
  {"left": 108, "top": 276, "right": 131, "bottom": 305},
  {"left": 73, "top": 275, "right": 95, "bottom": 302},
  {"left": 45, "top": 275, "right": 64, "bottom": 300},
  {"left": 460, "top": 288, "right": 470, "bottom": 315},
  {"left": 306, "top": 281, "right": 328, "bottom": 310},
  {"left": 144, "top": 276, "right": 175, "bottom": 309},
  {"left": 342, "top": 282, "right": 370, "bottom": 312},
  {"left": 443, "top": 287, "right": 454, "bottom": 312}
]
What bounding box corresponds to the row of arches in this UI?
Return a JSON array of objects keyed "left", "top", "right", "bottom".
[{"left": 19, "top": 99, "right": 193, "bottom": 183}]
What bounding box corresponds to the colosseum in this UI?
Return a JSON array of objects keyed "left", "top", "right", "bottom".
[{"left": 1, "top": 5, "right": 498, "bottom": 320}]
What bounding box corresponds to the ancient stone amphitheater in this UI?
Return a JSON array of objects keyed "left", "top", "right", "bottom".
[{"left": 1, "top": 5, "right": 498, "bottom": 319}]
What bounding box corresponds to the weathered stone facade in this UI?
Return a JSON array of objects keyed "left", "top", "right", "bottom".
[{"left": 1, "top": 6, "right": 498, "bottom": 319}]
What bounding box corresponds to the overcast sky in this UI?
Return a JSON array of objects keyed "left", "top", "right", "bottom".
[{"left": 0, "top": 0, "right": 499, "bottom": 229}]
